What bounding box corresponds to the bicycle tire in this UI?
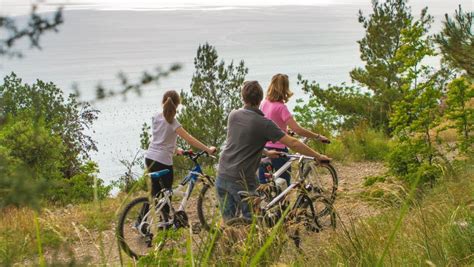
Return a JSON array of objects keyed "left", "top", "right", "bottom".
[
  {"left": 197, "top": 184, "right": 221, "bottom": 231},
  {"left": 116, "top": 196, "right": 168, "bottom": 259},
  {"left": 312, "top": 195, "right": 336, "bottom": 230},
  {"left": 302, "top": 162, "right": 338, "bottom": 204}
]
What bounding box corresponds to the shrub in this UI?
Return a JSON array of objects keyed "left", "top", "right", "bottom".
[
  {"left": 53, "top": 162, "right": 111, "bottom": 204},
  {"left": 387, "top": 141, "right": 443, "bottom": 185},
  {"left": 0, "top": 117, "right": 65, "bottom": 181},
  {"left": 0, "top": 73, "right": 99, "bottom": 178}
]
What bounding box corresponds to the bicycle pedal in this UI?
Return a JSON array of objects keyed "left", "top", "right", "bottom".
[{"left": 145, "top": 234, "right": 154, "bottom": 247}]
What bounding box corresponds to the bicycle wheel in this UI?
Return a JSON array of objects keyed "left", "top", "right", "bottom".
[
  {"left": 302, "top": 162, "right": 338, "bottom": 203},
  {"left": 116, "top": 197, "right": 168, "bottom": 259},
  {"left": 197, "top": 184, "right": 221, "bottom": 231},
  {"left": 289, "top": 194, "right": 318, "bottom": 232},
  {"left": 312, "top": 196, "right": 336, "bottom": 230}
]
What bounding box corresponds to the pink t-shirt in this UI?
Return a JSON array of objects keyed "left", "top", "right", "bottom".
[{"left": 260, "top": 99, "right": 293, "bottom": 149}]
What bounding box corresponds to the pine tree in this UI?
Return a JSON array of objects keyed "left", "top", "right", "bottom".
[
  {"left": 296, "top": 0, "right": 433, "bottom": 134},
  {"left": 177, "top": 43, "right": 248, "bottom": 148},
  {"left": 435, "top": 6, "right": 474, "bottom": 78}
]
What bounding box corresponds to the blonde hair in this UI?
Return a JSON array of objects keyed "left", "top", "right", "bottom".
[
  {"left": 162, "top": 90, "right": 180, "bottom": 123},
  {"left": 266, "top": 74, "right": 293, "bottom": 103}
]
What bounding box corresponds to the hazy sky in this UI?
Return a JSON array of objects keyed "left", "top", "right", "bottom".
[{"left": 2, "top": 0, "right": 472, "bottom": 16}]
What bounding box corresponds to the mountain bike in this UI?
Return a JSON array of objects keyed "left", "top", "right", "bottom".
[
  {"left": 223, "top": 155, "right": 336, "bottom": 249},
  {"left": 116, "top": 150, "right": 215, "bottom": 259},
  {"left": 259, "top": 151, "right": 338, "bottom": 216},
  {"left": 197, "top": 135, "right": 338, "bottom": 230}
]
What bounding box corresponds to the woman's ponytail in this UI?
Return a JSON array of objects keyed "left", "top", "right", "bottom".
[{"left": 162, "top": 90, "right": 180, "bottom": 124}]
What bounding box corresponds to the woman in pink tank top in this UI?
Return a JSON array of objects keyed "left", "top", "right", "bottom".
[{"left": 258, "top": 74, "right": 329, "bottom": 185}]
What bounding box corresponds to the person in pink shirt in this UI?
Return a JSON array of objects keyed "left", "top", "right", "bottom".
[{"left": 258, "top": 73, "right": 329, "bottom": 185}]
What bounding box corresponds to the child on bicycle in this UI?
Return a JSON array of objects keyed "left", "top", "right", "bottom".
[
  {"left": 258, "top": 74, "right": 329, "bottom": 186},
  {"left": 145, "top": 90, "right": 216, "bottom": 203}
]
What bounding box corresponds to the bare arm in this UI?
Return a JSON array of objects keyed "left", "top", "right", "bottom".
[
  {"left": 279, "top": 134, "right": 330, "bottom": 161},
  {"left": 287, "top": 117, "right": 329, "bottom": 142},
  {"left": 176, "top": 127, "right": 216, "bottom": 154}
]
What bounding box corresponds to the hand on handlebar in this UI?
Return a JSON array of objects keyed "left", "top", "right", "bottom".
[
  {"left": 207, "top": 146, "right": 217, "bottom": 155},
  {"left": 265, "top": 149, "right": 283, "bottom": 159},
  {"left": 176, "top": 148, "right": 185, "bottom": 155},
  {"left": 318, "top": 135, "right": 331, "bottom": 144},
  {"left": 315, "top": 154, "right": 331, "bottom": 164}
]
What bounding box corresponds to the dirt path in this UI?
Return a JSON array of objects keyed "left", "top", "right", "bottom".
[{"left": 41, "top": 161, "right": 386, "bottom": 265}]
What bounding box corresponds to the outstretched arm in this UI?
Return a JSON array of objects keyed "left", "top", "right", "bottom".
[
  {"left": 278, "top": 134, "right": 331, "bottom": 162},
  {"left": 176, "top": 127, "right": 216, "bottom": 154},
  {"left": 287, "top": 117, "right": 329, "bottom": 143}
]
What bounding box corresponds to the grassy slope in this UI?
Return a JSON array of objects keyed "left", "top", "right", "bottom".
[{"left": 1, "top": 162, "right": 472, "bottom": 266}]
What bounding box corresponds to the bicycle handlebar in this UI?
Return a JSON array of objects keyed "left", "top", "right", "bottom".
[
  {"left": 179, "top": 149, "right": 216, "bottom": 161},
  {"left": 287, "top": 130, "right": 330, "bottom": 144},
  {"left": 261, "top": 152, "right": 330, "bottom": 164}
]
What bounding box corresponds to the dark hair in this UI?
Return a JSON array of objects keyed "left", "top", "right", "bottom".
[
  {"left": 162, "top": 90, "right": 180, "bottom": 123},
  {"left": 241, "top": 81, "right": 263, "bottom": 106}
]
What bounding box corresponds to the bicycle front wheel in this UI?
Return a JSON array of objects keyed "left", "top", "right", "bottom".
[{"left": 302, "top": 162, "right": 338, "bottom": 204}]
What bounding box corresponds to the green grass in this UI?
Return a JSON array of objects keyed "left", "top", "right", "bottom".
[
  {"left": 296, "top": 163, "right": 474, "bottom": 266},
  {"left": 2, "top": 162, "right": 472, "bottom": 266},
  {"left": 323, "top": 125, "right": 392, "bottom": 162}
]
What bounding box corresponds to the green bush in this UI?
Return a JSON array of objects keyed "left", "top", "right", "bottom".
[
  {"left": 0, "top": 73, "right": 99, "bottom": 178},
  {"left": 387, "top": 141, "right": 443, "bottom": 185},
  {"left": 53, "top": 162, "right": 111, "bottom": 204},
  {"left": 0, "top": 117, "right": 65, "bottom": 181}
]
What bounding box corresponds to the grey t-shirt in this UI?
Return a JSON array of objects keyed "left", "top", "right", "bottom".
[
  {"left": 145, "top": 113, "right": 182, "bottom": 166},
  {"left": 217, "top": 107, "right": 286, "bottom": 188}
]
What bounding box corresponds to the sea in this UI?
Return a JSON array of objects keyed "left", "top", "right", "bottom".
[{"left": 0, "top": 2, "right": 470, "bottom": 185}]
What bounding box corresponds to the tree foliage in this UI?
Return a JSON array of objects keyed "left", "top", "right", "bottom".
[
  {"left": 0, "top": 6, "right": 63, "bottom": 58},
  {"left": 0, "top": 73, "right": 99, "bottom": 177},
  {"left": 92, "top": 64, "right": 182, "bottom": 103},
  {"left": 177, "top": 43, "right": 248, "bottom": 147},
  {"left": 435, "top": 6, "right": 474, "bottom": 78},
  {"left": 443, "top": 77, "right": 473, "bottom": 154},
  {"left": 296, "top": 0, "right": 434, "bottom": 134},
  {"left": 0, "top": 74, "right": 111, "bottom": 206}
]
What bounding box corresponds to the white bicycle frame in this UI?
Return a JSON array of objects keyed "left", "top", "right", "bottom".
[
  {"left": 263, "top": 154, "right": 314, "bottom": 211},
  {"left": 137, "top": 171, "right": 206, "bottom": 232},
  {"left": 265, "top": 137, "right": 310, "bottom": 181}
]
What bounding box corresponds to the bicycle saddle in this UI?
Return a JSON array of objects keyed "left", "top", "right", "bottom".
[{"left": 149, "top": 169, "right": 171, "bottom": 179}]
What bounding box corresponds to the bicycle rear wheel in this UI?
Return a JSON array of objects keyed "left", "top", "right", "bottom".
[
  {"left": 197, "top": 184, "right": 221, "bottom": 231},
  {"left": 302, "top": 162, "right": 338, "bottom": 204},
  {"left": 116, "top": 197, "right": 168, "bottom": 259}
]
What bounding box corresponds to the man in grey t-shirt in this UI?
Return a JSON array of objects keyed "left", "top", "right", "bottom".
[{"left": 216, "top": 81, "right": 330, "bottom": 222}]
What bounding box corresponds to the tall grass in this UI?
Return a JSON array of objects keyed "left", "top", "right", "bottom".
[
  {"left": 2, "top": 162, "right": 472, "bottom": 266},
  {"left": 320, "top": 124, "right": 391, "bottom": 162},
  {"left": 296, "top": 164, "right": 474, "bottom": 266}
]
